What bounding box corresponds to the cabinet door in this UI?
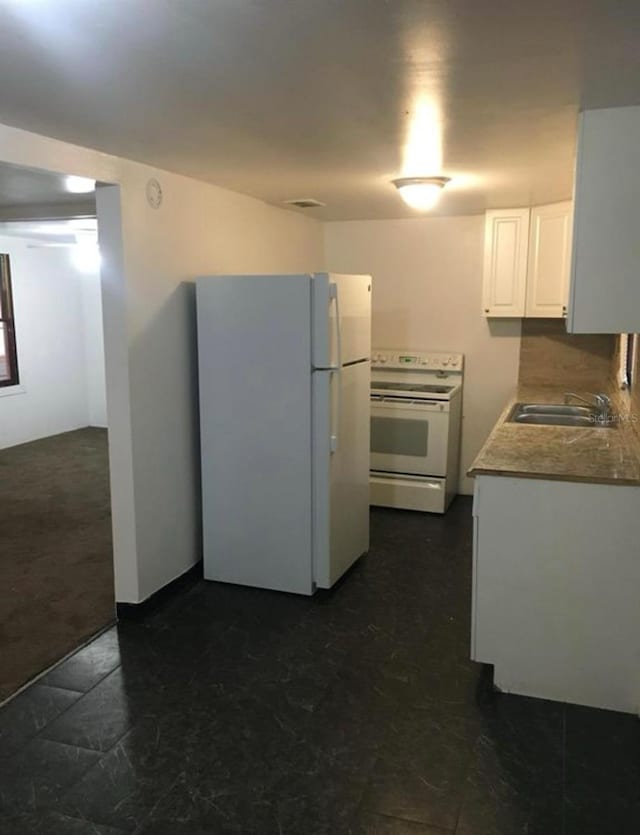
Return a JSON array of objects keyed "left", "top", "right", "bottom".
[
  {"left": 568, "top": 107, "right": 640, "bottom": 333},
  {"left": 525, "top": 202, "right": 573, "bottom": 318},
  {"left": 482, "top": 209, "right": 529, "bottom": 317}
]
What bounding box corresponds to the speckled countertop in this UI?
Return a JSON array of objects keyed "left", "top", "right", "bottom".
[{"left": 468, "top": 385, "right": 640, "bottom": 485}]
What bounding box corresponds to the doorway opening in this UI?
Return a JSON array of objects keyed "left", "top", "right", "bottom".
[{"left": 0, "top": 162, "right": 115, "bottom": 701}]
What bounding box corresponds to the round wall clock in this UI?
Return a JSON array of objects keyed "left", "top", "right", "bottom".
[{"left": 146, "top": 178, "right": 163, "bottom": 209}]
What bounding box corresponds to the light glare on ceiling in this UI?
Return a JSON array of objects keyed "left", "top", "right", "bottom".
[
  {"left": 402, "top": 97, "right": 443, "bottom": 176},
  {"left": 65, "top": 175, "right": 96, "bottom": 194},
  {"left": 71, "top": 241, "right": 101, "bottom": 273},
  {"left": 392, "top": 176, "right": 451, "bottom": 211},
  {"left": 35, "top": 223, "right": 71, "bottom": 235},
  {"left": 68, "top": 217, "right": 98, "bottom": 231}
]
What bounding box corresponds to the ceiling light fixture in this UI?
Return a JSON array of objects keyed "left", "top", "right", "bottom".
[
  {"left": 391, "top": 176, "right": 451, "bottom": 211},
  {"left": 65, "top": 175, "right": 96, "bottom": 194}
]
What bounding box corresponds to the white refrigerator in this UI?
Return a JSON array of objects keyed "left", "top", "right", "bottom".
[{"left": 196, "top": 272, "right": 372, "bottom": 595}]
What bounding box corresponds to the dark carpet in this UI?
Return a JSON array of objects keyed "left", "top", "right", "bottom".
[
  {"left": 1, "top": 500, "right": 638, "bottom": 834},
  {"left": 0, "top": 428, "right": 114, "bottom": 701}
]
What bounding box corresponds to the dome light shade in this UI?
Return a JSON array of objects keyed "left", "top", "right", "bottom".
[{"left": 392, "top": 176, "right": 451, "bottom": 211}]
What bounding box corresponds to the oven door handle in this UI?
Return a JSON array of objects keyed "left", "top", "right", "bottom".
[
  {"left": 371, "top": 395, "right": 441, "bottom": 406},
  {"left": 329, "top": 283, "right": 342, "bottom": 453},
  {"left": 385, "top": 395, "right": 427, "bottom": 403}
]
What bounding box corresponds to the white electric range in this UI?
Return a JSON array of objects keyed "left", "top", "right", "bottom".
[{"left": 370, "top": 349, "right": 464, "bottom": 513}]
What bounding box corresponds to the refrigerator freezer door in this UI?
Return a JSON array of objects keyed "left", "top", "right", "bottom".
[
  {"left": 312, "top": 273, "right": 371, "bottom": 369},
  {"left": 197, "top": 274, "right": 314, "bottom": 595},
  {"left": 312, "top": 360, "right": 370, "bottom": 588}
]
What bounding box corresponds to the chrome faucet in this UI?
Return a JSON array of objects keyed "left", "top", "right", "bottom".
[{"left": 564, "top": 391, "right": 611, "bottom": 421}]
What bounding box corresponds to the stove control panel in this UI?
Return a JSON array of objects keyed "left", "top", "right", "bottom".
[{"left": 371, "top": 350, "right": 464, "bottom": 372}]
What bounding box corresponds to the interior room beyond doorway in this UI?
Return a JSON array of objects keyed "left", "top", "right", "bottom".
[{"left": 0, "top": 162, "right": 114, "bottom": 701}]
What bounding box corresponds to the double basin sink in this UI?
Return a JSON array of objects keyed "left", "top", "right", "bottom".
[{"left": 508, "top": 403, "right": 613, "bottom": 429}]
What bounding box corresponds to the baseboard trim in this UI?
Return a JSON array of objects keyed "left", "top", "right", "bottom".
[{"left": 116, "top": 561, "right": 203, "bottom": 621}]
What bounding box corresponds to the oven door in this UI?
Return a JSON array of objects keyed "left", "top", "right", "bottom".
[{"left": 370, "top": 395, "right": 449, "bottom": 477}]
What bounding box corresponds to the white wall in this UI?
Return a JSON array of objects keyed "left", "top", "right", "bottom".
[
  {"left": 324, "top": 216, "right": 521, "bottom": 493},
  {"left": 116, "top": 172, "right": 324, "bottom": 602},
  {"left": 0, "top": 235, "right": 106, "bottom": 448},
  {"left": 0, "top": 122, "right": 324, "bottom": 603},
  {"left": 80, "top": 265, "right": 108, "bottom": 427}
]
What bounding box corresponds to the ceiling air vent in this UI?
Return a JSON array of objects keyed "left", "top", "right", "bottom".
[{"left": 284, "top": 198, "right": 326, "bottom": 209}]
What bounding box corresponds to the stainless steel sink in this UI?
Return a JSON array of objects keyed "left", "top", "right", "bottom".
[
  {"left": 517, "top": 403, "right": 596, "bottom": 418},
  {"left": 508, "top": 402, "right": 613, "bottom": 428},
  {"left": 513, "top": 413, "right": 598, "bottom": 427}
]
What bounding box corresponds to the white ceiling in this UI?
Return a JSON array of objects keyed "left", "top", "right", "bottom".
[{"left": 0, "top": 0, "right": 639, "bottom": 220}]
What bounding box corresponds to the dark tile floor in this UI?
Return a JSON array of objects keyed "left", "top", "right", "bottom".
[{"left": 1, "top": 500, "right": 638, "bottom": 834}]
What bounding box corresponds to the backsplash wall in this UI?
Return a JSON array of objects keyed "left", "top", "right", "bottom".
[
  {"left": 518, "top": 319, "right": 617, "bottom": 389},
  {"left": 631, "top": 386, "right": 640, "bottom": 439}
]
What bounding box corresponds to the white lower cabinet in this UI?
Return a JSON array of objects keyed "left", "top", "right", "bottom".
[
  {"left": 482, "top": 202, "right": 573, "bottom": 319},
  {"left": 472, "top": 475, "right": 640, "bottom": 715}
]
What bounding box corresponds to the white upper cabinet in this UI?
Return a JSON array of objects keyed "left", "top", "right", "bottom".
[
  {"left": 482, "top": 208, "right": 530, "bottom": 317},
  {"left": 482, "top": 203, "right": 573, "bottom": 319},
  {"left": 567, "top": 107, "right": 640, "bottom": 334},
  {"left": 525, "top": 201, "right": 573, "bottom": 318}
]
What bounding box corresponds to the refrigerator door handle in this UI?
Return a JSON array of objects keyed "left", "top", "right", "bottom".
[
  {"left": 330, "top": 366, "right": 341, "bottom": 453},
  {"left": 329, "top": 282, "right": 343, "bottom": 370},
  {"left": 329, "top": 283, "right": 342, "bottom": 452}
]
